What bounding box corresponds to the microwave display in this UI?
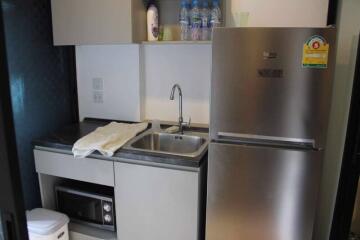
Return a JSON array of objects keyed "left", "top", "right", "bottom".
[{"left": 56, "top": 185, "right": 115, "bottom": 231}]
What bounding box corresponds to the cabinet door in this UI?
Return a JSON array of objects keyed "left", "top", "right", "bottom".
[
  {"left": 114, "top": 162, "right": 199, "bottom": 240},
  {"left": 51, "top": 0, "right": 146, "bottom": 45}
]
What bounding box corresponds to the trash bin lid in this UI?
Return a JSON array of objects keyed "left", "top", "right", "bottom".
[{"left": 27, "top": 208, "right": 69, "bottom": 235}]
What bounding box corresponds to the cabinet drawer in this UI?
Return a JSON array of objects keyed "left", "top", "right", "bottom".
[{"left": 34, "top": 150, "right": 114, "bottom": 186}]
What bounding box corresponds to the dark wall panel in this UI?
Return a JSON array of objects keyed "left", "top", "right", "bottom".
[{"left": 1, "top": 0, "right": 77, "bottom": 209}]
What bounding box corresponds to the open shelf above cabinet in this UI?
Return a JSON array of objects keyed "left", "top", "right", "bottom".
[
  {"left": 155, "top": 0, "right": 226, "bottom": 42},
  {"left": 142, "top": 40, "right": 211, "bottom": 45}
]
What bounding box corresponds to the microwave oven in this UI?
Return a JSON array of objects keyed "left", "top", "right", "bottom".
[{"left": 55, "top": 184, "right": 115, "bottom": 231}]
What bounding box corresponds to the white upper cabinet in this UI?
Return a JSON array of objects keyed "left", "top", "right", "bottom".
[
  {"left": 224, "top": 0, "right": 329, "bottom": 27},
  {"left": 51, "top": 0, "right": 146, "bottom": 45}
]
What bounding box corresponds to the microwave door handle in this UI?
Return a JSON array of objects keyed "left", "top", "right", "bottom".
[{"left": 217, "top": 132, "right": 316, "bottom": 148}]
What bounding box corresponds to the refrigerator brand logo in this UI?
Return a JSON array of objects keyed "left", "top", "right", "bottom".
[
  {"left": 257, "top": 69, "right": 283, "bottom": 78},
  {"left": 263, "top": 51, "right": 277, "bottom": 59}
]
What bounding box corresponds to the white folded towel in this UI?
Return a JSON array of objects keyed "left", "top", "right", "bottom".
[{"left": 72, "top": 122, "right": 148, "bottom": 158}]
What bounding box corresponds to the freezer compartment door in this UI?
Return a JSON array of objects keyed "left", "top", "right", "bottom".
[
  {"left": 210, "top": 28, "right": 336, "bottom": 148},
  {"left": 206, "top": 142, "right": 322, "bottom": 240}
]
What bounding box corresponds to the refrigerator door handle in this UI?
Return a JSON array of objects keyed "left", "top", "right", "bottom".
[{"left": 217, "top": 132, "right": 316, "bottom": 148}]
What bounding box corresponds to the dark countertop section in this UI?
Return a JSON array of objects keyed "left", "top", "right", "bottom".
[{"left": 33, "top": 118, "right": 209, "bottom": 168}]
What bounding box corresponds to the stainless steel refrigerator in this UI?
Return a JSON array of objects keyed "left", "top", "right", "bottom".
[{"left": 206, "top": 28, "right": 336, "bottom": 240}]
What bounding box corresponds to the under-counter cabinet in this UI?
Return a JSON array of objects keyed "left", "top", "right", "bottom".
[
  {"left": 34, "top": 148, "right": 205, "bottom": 240},
  {"left": 51, "top": 0, "right": 146, "bottom": 45},
  {"left": 34, "top": 148, "right": 117, "bottom": 240},
  {"left": 114, "top": 161, "right": 201, "bottom": 240}
]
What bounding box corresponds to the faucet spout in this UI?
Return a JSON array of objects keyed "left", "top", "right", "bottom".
[
  {"left": 170, "top": 84, "right": 182, "bottom": 100},
  {"left": 170, "top": 84, "right": 184, "bottom": 134}
]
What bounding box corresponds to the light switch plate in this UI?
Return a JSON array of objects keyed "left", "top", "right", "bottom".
[
  {"left": 92, "top": 77, "right": 103, "bottom": 90},
  {"left": 93, "top": 91, "right": 103, "bottom": 104}
]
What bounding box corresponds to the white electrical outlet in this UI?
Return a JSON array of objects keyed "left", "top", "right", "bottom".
[
  {"left": 92, "top": 77, "right": 103, "bottom": 90},
  {"left": 93, "top": 91, "right": 103, "bottom": 104}
]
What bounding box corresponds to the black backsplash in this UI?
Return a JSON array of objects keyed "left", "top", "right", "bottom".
[{"left": 1, "top": 0, "right": 77, "bottom": 209}]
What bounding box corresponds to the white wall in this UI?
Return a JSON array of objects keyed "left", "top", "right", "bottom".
[
  {"left": 142, "top": 44, "right": 211, "bottom": 124},
  {"left": 76, "top": 44, "right": 211, "bottom": 124},
  {"left": 76, "top": 45, "right": 143, "bottom": 121},
  {"left": 225, "top": 0, "right": 329, "bottom": 27},
  {"left": 313, "top": 0, "right": 360, "bottom": 239}
]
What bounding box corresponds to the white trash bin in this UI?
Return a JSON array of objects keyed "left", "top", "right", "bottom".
[{"left": 27, "top": 208, "right": 70, "bottom": 240}]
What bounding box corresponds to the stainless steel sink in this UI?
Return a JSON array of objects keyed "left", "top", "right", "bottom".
[{"left": 124, "top": 130, "right": 209, "bottom": 159}]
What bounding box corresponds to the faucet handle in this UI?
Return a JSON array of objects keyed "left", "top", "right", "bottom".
[{"left": 182, "top": 117, "right": 191, "bottom": 128}]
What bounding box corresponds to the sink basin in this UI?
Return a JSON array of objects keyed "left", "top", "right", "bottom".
[{"left": 124, "top": 130, "right": 209, "bottom": 159}]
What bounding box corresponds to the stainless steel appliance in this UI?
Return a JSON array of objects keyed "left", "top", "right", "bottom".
[
  {"left": 55, "top": 184, "right": 115, "bottom": 231},
  {"left": 206, "top": 28, "right": 336, "bottom": 240}
]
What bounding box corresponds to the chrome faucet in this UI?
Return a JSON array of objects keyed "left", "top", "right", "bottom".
[{"left": 170, "top": 84, "right": 190, "bottom": 134}]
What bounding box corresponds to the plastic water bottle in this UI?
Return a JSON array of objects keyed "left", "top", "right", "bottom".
[
  {"left": 200, "top": 1, "right": 210, "bottom": 40},
  {"left": 210, "top": 0, "right": 222, "bottom": 34},
  {"left": 179, "top": 0, "right": 190, "bottom": 41},
  {"left": 190, "top": 0, "right": 201, "bottom": 41}
]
